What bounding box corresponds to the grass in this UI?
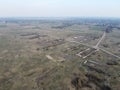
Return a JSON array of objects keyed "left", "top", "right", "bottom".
[{"left": 0, "top": 21, "right": 119, "bottom": 90}]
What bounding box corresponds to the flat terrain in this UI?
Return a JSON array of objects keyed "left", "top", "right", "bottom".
[{"left": 0, "top": 18, "right": 120, "bottom": 90}]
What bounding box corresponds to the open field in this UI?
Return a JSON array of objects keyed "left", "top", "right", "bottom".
[{"left": 0, "top": 18, "right": 120, "bottom": 90}]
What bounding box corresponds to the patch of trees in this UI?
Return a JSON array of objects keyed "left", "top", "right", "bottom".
[
  {"left": 38, "top": 39, "right": 65, "bottom": 50},
  {"left": 105, "top": 26, "right": 112, "bottom": 33},
  {"left": 102, "top": 44, "right": 109, "bottom": 48},
  {"left": 52, "top": 23, "right": 74, "bottom": 29},
  {"left": 20, "top": 33, "right": 37, "bottom": 36},
  {"left": 106, "top": 60, "right": 119, "bottom": 65},
  {"left": 71, "top": 72, "right": 111, "bottom": 90},
  {"left": 20, "top": 33, "right": 47, "bottom": 39},
  {"left": 105, "top": 25, "right": 120, "bottom": 33}
]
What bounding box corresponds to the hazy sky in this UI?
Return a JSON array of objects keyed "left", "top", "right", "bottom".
[{"left": 0, "top": 0, "right": 120, "bottom": 17}]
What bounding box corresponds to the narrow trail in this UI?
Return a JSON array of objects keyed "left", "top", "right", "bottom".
[
  {"left": 68, "top": 31, "right": 120, "bottom": 59},
  {"left": 100, "top": 48, "right": 120, "bottom": 59},
  {"left": 94, "top": 32, "right": 106, "bottom": 49}
]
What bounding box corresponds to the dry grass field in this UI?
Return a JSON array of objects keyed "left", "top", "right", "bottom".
[{"left": 0, "top": 18, "right": 120, "bottom": 90}]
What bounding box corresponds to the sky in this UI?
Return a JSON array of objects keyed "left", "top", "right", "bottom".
[{"left": 0, "top": 0, "right": 120, "bottom": 18}]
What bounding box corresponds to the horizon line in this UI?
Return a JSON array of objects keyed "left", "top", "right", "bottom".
[{"left": 0, "top": 16, "right": 120, "bottom": 19}]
